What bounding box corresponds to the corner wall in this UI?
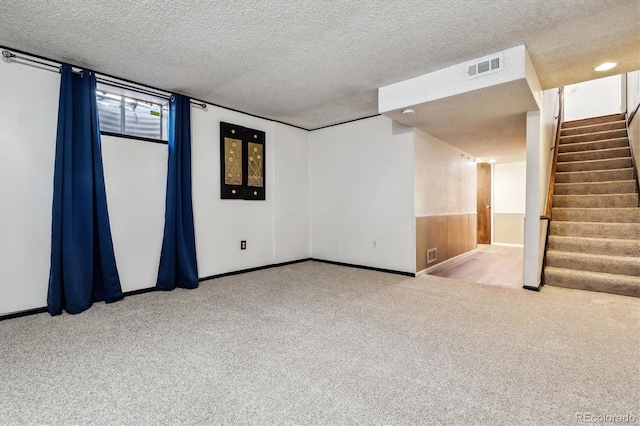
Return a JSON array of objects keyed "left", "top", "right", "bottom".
[
  {"left": 414, "top": 129, "right": 477, "bottom": 271},
  {"left": 309, "top": 116, "right": 415, "bottom": 274},
  {"left": 191, "top": 109, "right": 310, "bottom": 278}
]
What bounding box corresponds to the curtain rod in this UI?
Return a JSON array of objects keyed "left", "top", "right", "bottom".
[
  {"left": 2, "top": 45, "right": 310, "bottom": 130},
  {"left": 2, "top": 50, "right": 207, "bottom": 109}
]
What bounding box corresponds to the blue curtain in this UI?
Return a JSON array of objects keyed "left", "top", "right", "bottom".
[
  {"left": 48, "top": 65, "right": 124, "bottom": 315},
  {"left": 156, "top": 94, "right": 199, "bottom": 290}
]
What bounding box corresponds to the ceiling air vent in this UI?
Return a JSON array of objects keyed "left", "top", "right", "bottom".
[{"left": 465, "top": 53, "right": 504, "bottom": 80}]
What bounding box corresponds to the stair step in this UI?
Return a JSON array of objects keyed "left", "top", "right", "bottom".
[
  {"left": 544, "top": 267, "right": 640, "bottom": 298},
  {"left": 553, "top": 193, "right": 638, "bottom": 208},
  {"left": 555, "top": 168, "right": 634, "bottom": 183},
  {"left": 554, "top": 180, "right": 637, "bottom": 195},
  {"left": 562, "top": 113, "right": 627, "bottom": 129},
  {"left": 548, "top": 235, "right": 640, "bottom": 257},
  {"left": 560, "top": 129, "right": 628, "bottom": 144},
  {"left": 545, "top": 112, "right": 638, "bottom": 299},
  {"left": 546, "top": 250, "right": 640, "bottom": 276},
  {"left": 557, "top": 147, "right": 630, "bottom": 163},
  {"left": 552, "top": 207, "right": 640, "bottom": 223},
  {"left": 549, "top": 221, "right": 640, "bottom": 239},
  {"left": 560, "top": 120, "right": 627, "bottom": 136},
  {"left": 556, "top": 157, "right": 632, "bottom": 172},
  {"left": 557, "top": 137, "right": 629, "bottom": 154}
]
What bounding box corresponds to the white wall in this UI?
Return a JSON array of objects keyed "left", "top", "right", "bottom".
[
  {"left": 564, "top": 75, "right": 623, "bottom": 122},
  {"left": 273, "top": 124, "right": 310, "bottom": 264},
  {"left": 523, "top": 111, "right": 543, "bottom": 288},
  {"left": 626, "top": 70, "right": 640, "bottom": 115},
  {"left": 493, "top": 162, "right": 526, "bottom": 245},
  {"left": 191, "top": 109, "right": 275, "bottom": 276},
  {"left": 181, "top": 104, "right": 312, "bottom": 278},
  {"left": 191, "top": 109, "right": 310, "bottom": 277},
  {"left": 524, "top": 47, "right": 543, "bottom": 109},
  {"left": 523, "top": 88, "right": 559, "bottom": 288},
  {"left": 0, "top": 61, "right": 311, "bottom": 315},
  {"left": 309, "top": 116, "right": 415, "bottom": 273},
  {"left": 414, "top": 129, "right": 476, "bottom": 216},
  {"left": 494, "top": 162, "right": 526, "bottom": 214},
  {"left": 102, "top": 136, "right": 167, "bottom": 293},
  {"left": 0, "top": 61, "right": 59, "bottom": 314}
]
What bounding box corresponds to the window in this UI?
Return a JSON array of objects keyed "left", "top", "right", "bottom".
[{"left": 96, "top": 83, "right": 169, "bottom": 141}]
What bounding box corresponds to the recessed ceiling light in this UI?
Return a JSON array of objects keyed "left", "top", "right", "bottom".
[
  {"left": 489, "top": 159, "right": 497, "bottom": 164},
  {"left": 402, "top": 108, "right": 415, "bottom": 115},
  {"left": 594, "top": 62, "right": 617, "bottom": 72}
]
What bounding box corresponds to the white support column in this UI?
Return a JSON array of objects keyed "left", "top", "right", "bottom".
[{"left": 523, "top": 110, "right": 542, "bottom": 289}]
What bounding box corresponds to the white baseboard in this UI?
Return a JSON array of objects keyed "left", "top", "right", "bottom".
[{"left": 492, "top": 242, "right": 524, "bottom": 248}]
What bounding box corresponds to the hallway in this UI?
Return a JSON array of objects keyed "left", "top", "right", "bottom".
[{"left": 426, "top": 244, "right": 523, "bottom": 288}]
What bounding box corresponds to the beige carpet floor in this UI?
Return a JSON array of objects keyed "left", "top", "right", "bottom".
[
  {"left": 1, "top": 261, "right": 638, "bottom": 425},
  {"left": 426, "top": 244, "right": 524, "bottom": 289}
]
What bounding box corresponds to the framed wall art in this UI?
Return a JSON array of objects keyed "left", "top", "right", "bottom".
[{"left": 220, "top": 122, "right": 265, "bottom": 200}]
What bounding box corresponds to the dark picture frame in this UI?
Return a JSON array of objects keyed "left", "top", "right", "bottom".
[{"left": 220, "top": 122, "right": 266, "bottom": 200}]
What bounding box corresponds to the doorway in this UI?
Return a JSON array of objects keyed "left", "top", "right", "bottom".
[
  {"left": 427, "top": 161, "right": 524, "bottom": 288},
  {"left": 477, "top": 162, "right": 491, "bottom": 244}
]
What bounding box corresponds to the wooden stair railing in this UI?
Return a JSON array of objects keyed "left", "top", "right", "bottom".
[
  {"left": 545, "top": 87, "right": 564, "bottom": 219},
  {"left": 539, "top": 87, "right": 564, "bottom": 286}
]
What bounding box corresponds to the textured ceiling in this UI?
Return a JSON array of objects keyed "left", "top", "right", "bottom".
[{"left": 0, "top": 0, "right": 638, "bottom": 129}]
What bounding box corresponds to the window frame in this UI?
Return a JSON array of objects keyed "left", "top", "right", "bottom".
[{"left": 96, "top": 82, "right": 169, "bottom": 144}]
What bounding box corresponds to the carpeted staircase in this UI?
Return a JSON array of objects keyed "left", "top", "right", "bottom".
[{"left": 544, "top": 113, "right": 640, "bottom": 297}]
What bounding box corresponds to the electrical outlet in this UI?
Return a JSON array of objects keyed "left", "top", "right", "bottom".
[
  {"left": 241, "top": 240, "right": 246, "bottom": 250},
  {"left": 373, "top": 240, "right": 378, "bottom": 249}
]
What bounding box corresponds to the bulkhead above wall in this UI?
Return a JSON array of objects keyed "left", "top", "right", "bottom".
[{"left": 379, "top": 45, "right": 541, "bottom": 164}]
